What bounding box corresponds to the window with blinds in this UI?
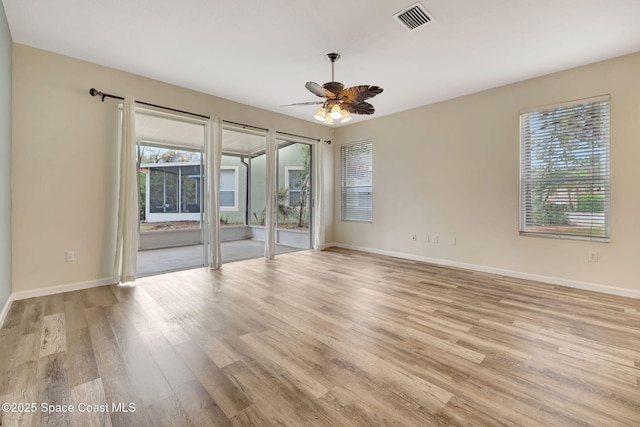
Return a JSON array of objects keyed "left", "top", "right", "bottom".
[
  {"left": 519, "top": 95, "right": 610, "bottom": 240},
  {"left": 341, "top": 141, "right": 373, "bottom": 222}
]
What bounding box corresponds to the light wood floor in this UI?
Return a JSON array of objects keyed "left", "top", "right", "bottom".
[{"left": 1, "top": 248, "right": 639, "bottom": 426}]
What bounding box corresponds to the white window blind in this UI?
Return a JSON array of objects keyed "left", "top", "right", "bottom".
[
  {"left": 520, "top": 95, "right": 610, "bottom": 240},
  {"left": 341, "top": 141, "right": 373, "bottom": 222}
]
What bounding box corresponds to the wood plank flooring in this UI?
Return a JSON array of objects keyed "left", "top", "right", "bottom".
[{"left": 1, "top": 247, "right": 639, "bottom": 426}]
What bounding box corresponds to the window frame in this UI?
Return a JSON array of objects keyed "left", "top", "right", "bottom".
[
  {"left": 340, "top": 140, "right": 373, "bottom": 223},
  {"left": 519, "top": 95, "right": 610, "bottom": 241},
  {"left": 219, "top": 166, "right": 239, "bottom": 211},
  {"left": 284, "top": 166, "right": 305, "bottom": 207}
]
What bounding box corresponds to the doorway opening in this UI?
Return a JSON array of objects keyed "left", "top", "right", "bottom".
[
  {"left": 133, "top": 110, "right": 317, "bottom": 274},
  {"left": 219, "top": 128, "right": 311, "bottom": 262},
  {"left": 134, "top": 109, "right": 206, "bottom": 276},
  {"left": 137, "top": 144, "right": 205, "bottom": 276},
  {"left": 275, "top": 139, "right": 312, "bottom": 250}
]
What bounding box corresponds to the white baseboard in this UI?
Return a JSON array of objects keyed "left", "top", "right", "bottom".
[
  {"left": 11, "top": 277, "right": 115, "bottom": 301},
  {"left": 0, "top": 293, "right": 13, "bottom": 328},
  {"left": 333, "top": 243, "right": 640, "bottom": 299}
]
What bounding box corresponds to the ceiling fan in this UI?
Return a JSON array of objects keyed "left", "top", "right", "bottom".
[{"left": 284, "top": 53, "right": 383, "bottom": 124}]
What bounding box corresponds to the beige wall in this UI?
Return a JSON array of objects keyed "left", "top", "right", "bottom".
[
  {"left": 11, "top": 44, "right": 334, "bottom": 294},
  {"left": 334, "top": 52, "right": 640, "bottom": 294}
]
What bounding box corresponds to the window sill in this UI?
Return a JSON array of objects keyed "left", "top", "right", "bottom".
[{"left": 519, "top": 231, "right": 610, "bottom": 243}]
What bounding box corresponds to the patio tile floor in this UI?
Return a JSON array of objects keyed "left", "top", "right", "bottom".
[{"left": 137, "top": 240, "right": 302, "bottom": 276}]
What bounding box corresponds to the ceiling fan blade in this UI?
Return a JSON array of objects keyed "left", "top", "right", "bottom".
[
  {"left": 344, "top": 102, "right": 375, "bottom": 115},
  {"left": 340, "top": 85, "right": 383, "bottom": 103},
  {"left": 305, "top": 81, "right": 335, "bottom": 99},
  {"left": 280, "top": 101, "right": 325, "bottom": 107}
]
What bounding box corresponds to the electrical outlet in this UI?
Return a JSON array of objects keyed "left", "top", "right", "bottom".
[
  {"left": 433, "top": 235, "right": 439, "bottom": 244},
  {"left": 588, "top": 251, "right": 598, "bottom": 262},
  {"left": 65, "top": 250, "right": 75, "bottom": 262},
  {"left": 425, "top": 235, "right": 430, "bottom": 243}
]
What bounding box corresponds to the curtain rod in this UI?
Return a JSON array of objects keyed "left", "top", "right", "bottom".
[
  {"left": 89, "top": 88, "right": 211, "bottom": 120},
  {"left": 276, "top": 130, "right": 322, "bottom": 143},
  {"left": 89, "top": 88, "right": 327, "bottom": 143},
  {"left": 89, "top": 88, "right": 266, "bottom": 131}
]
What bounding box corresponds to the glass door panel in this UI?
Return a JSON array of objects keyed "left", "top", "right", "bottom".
[
  {"left": 276, "top": 141, "right": 312, "bottom": 250},
  {"left": 220, "top": 127, "right": 266, "bottom": 263},
  {"left": 136, "top": 145, "right": 205, "bottom": 276}
]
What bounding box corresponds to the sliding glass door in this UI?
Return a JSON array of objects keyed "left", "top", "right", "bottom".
[
  {"left": 134, "top": 109, "right": 207, "bottom": 276},
  {"left": 129, "top": 111, "right": 319, "bottom": 271},
  {"left": 276, "top": 139, "right": 312, "bottom": 250},
  {"left": 220, "top": 126, "right": 266, "bottom": 263}
]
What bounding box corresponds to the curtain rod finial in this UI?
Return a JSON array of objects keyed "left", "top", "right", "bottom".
[{"left": 89, "top": 88, "right": 106, "bottom": 102}]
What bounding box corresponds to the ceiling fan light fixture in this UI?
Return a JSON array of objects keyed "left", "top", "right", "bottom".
[
  {"left": 340, "top": 109, "right": 352, "bottom": 123},
  {"left": 330, "top": 103, "right": 342, "bottom": 119},
  {"left": 287, "top": 53, "right": 382, "bottom": 125},
  {"left": 314, "top": 106, "right": 327, "bottom": 121}
]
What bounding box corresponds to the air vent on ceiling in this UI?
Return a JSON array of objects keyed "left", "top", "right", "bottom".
[{"left": 393, "top": 2, "right": 432, "bottom": 31}]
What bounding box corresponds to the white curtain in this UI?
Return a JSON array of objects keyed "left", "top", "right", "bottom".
[
  {"left": 205, "top": 116, "right": 222, "bottom": 269},
  {"left": 264, "top": 129, "right": 277, "bottom": 259},
  {"left": 113, "top": 96, "right": 139, "bottom": 283},
  {"left": 313, "top": 141, "right": 325, "bottom": 250}
]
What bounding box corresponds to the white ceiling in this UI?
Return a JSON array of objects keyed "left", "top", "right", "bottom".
[{"left": 4, "top": 0, "right": 640, "bottom": 127}]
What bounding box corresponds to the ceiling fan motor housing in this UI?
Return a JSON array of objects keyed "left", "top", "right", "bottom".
[{"left": 323, "top": 81, "right": 345, "bottom": 97}]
